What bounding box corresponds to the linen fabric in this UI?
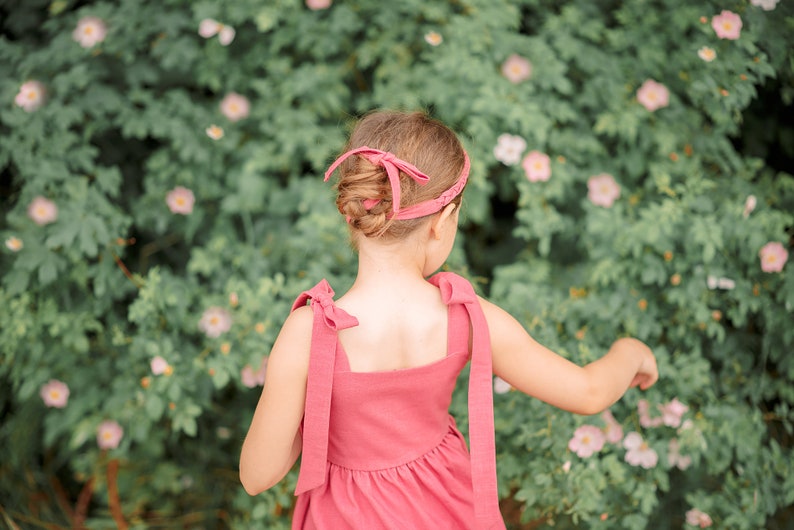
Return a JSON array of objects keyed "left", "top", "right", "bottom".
[{"left": 290, "top": 273, "right": 505, "bottom": 530}]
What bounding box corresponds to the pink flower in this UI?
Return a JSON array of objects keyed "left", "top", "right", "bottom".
[
  {"left": 97, "top": 420, "right": 124, "bottom": 449},
  {"left": 501, "top": 54, "right": 532, "bottom": 84},
  {"left": 623, "top": 432, "right": 658, "bottom": 468},
  {"left": 667, "top": 438, "right": 692, "bottom": 470},
  {"left": 685, "top": 508, "right": 713, "bottom": 528},
  {"left": 743, "top": 195, "right": 757, "bottom": 218},
  {"left": 522, "top": 151, "right": 551, "bottom": 182},
  {"left": 306, "top": 0, "right": 332, "bottom": 10},
  {"left": 150, "top": 356, "right": 170, "bottom": 375},
  {"left": 759, "top": 242, "right": 788, "bottom": 272},
  {"left": 5, "top": 236, "right": 23, "bottom": 252},
  {"left": 697, "top": 46, "right": 716, "bottom": 62},
  {"left": 712, "top": 10, "right": 742, "bottom": 40},
  {"left": 750, "top": 0, "right": 779, "bottom": 10},
  {"left": 199, "top": 306, "right": 232, "bottom": 338},
  {"left": 199, "top": 18, "right": 220, "bottom": 38},
  {"left": 707, "top": 276, "right": 736, "bottom": 290},
  {"left": 205, "top": 124, "right": 224, "bottom": 140},
  {"left": 493, "top": 376, "right": 512, "bottom": 394},
  {"left": 637, "top": 79, "right": 670, "bottom": 111},
  {"left": 40, "top": 379, "right": 70, "bottom": 408},
  {"left": 493, "top": 134, "right": 526, "bottom": 166},
  {"left": 601, "top": 410, "right": 624, "bottom": 444},
  {"left": 27, "top": 196, "right": 58, "bottom": 225},
  {"left": 424, "top": 31, "right": 443, "bottom": 46},
  {"left": 638, "top": 399, "right": 663, "bottom": 428},
  {"left": 220, "top": 92, "right": 250, "bottom": 122},
  {"left": 15, "top": 81, "right": 46, "bottom": 112},
  {"left": 660, "top": 398, "right": 689, "bottom": 428},
  {"left": 241, "top": 357, "right": 268, "bottom": 388},
  {"left": 72, "top": 16, "right": 107, "bottom": 48},
  {"left": 166, "top": 186, "right": 195, "bottom": 215},
  {"left": 568, "top": 425, "right": 606, "bottom": 458},
  {"left": 218, "top": 25, "right": 235, "bottom": 46},
  {"left": 587, "top": 173, "right": 621, "bottom": 208}
]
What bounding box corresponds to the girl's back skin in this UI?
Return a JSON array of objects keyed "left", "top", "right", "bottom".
[{"left": 239, "top": 110, "right": 658, "bottom": 527}]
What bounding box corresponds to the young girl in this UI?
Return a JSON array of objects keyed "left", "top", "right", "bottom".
[{"left": 239, "top": 110, "right": 658, "bottom": 529}]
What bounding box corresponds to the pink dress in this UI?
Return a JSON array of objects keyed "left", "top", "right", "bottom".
[{"left": 290, "top": 272, "right": 506, "bottom": 530}]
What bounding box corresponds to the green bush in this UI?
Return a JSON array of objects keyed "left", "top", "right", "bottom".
[{"left": 1, "top": 0, "right": 792, "bottom": 528}]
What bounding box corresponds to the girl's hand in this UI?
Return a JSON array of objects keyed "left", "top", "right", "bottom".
[{"left": 629, "top": 343, "right": 658, "bottom": 390}]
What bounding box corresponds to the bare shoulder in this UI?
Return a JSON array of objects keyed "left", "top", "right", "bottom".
[{"left": 268, "top": 305, "right": 314, "bottom": 373}]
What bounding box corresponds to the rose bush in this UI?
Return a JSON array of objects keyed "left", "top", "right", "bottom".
[{"left": 1, "top": 1, "right": 792, "bottom": 528}]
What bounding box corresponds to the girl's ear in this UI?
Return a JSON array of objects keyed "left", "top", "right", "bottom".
[{"left": 429, "top": 203, "right": 458, "bottom": 240}]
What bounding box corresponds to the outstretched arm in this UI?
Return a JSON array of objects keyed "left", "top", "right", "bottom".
[
  {"left": 480, "top": 297, "right": 657, "bottom": 415},
  {"left": 239, "top": 306, "right": 313, "bottom": 495}
]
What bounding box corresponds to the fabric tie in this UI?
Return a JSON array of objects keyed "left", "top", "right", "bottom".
[
  {"left": 292, "top": 279, "right": 359, "bottom": 495},
  {"left": 429, "top": 272, "right": 501, "bottom": 529},
  {"left": 324, "top": 146, "right": 431, "bottom": 216}
]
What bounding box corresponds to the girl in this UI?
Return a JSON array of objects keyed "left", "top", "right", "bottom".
[{"left": 239, "top": 110, "right": 658, "bottom": 529}]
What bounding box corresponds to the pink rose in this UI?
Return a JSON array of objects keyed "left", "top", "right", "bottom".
[
  {"left": 5, "top": 236, "right": 23, "bottom": 252},
  {"left": 587, "top": 174, "right": 620, "bottom": 208},
  {"left": 759, "top": 242, "right": 788, "bottom": 273},
  {"left": 685, "top": 508, "right": 713, "bottom": 528},
  {"left": 521, "top": 151, "right": 551, "bottom": 182},
  {"left": 667, "top": 438, "right": 692, "bottom": 470},
  {"left": 493, "top": 376, "right": 512, "bottom": 394},
  {"left": 220, "top": 92, "right": 250, "bottom": 122},
  {"left": 493, "top": 134, "right": 526, "bottom": 166},
  {"left": 697, "top": 46, "right": 716, "bottom": 62},
  {"left": 601, "top": 410, "right": 624, "bottom": 444},
  {"left": 742, "top": 195, "right": 757, "bottom": 218},
  {"left": 712, "top": 10, "right": 742, "bottom": 40},
  {"left": 72, "top": 16, "right": 107, "bottom": 48},
  {"left": 205, "top": 125, "right": 224, "bottom": 140},
  {"left": 637, "top": 79, "right": 670, "bottom": 111},
  {"left": 15, "top": 81, "right": 46, "bottom": 112},
  {"left": 199, "top": 307, "right": 232, "bottom": 338},
  {"left": 659, "top": 398, "right": 689, "bottom": 428},
  {"left": 217, "top": 25, "right": 235, "bottom": 46},
  {"left": 306, "top": 0, "right": 332, "bottom": 10},
  {"left": 199, "top": 18, "right": 220, "bottom": 38},
  {"left": 150, "top": 356, "right": 169, "bottom": 375},
  {"left": 97, "top": 420, "right": 124, "bottom": 450},
  {"left": 424, "top": 31, "right": 443, "bottom": 46},
  {"left": 568, "top": 425, "right": 606, "bottom": 458},
  {"left": 40, "top": 379, "right": 70, "bottom": 408},
  {"left": 166, "top": 186, "right": 195, "bottom": 215},
  {"left": 501, "top": 54, "right": 532, "bottom": 84},
  {"left": 241, "top": 357, "right": 268, "bottom": 388},
  {"left": 27, "top": 196, "right": 58, "bottom": 225},
  {"left": 623, "top": 431, "right": 658, "bottom": 469}
]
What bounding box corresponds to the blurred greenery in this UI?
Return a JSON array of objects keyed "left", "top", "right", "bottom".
[{"left": 1, "top": 0, "right": 792, "bottom": 528}]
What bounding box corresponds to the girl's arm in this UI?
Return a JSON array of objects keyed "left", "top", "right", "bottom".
[
  {"left": 480, "top": 297, "right": 657, "bottom": 415},
  {"left": 239, "top": 306, "right": 313, "bottom": 495}
]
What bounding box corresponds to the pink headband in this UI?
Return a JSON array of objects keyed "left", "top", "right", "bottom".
[{"left": 324, "top": 146, "right": 470, "bottom": 220}]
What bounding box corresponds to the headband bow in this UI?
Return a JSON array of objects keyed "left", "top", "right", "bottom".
[
  {"left": 324, "top": 146, "right": 430, "bottom": 217},
  {"left": 324, "top": 146, "right": 470, "bottom": 221}
]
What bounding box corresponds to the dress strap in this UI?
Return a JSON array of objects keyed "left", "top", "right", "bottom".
[
  {"left": 291, "top": 279, "right": 359, "bottom": 496},
  {"left": 429, "top": 272, "right": 502, "bottom": 529}
]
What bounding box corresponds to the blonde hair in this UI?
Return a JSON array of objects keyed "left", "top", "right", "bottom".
[{"left": 333, "top": 110, "right": 467, "bottom": 242}]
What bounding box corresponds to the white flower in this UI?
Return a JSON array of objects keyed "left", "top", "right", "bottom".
[
  {"left": 750, "top": 0, "right": 779, "bottom": 11},
  {"left": 493, "top": 134, "right": 527, "bottom": 166}
]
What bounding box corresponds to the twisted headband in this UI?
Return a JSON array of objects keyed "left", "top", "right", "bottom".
[{"left": 324, "top": 146, "right": 470, "bottom": 220}]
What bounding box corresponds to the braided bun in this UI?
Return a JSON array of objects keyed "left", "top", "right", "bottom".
[{"left": 333, "top": 111, "right": 466, "bottom": 242}]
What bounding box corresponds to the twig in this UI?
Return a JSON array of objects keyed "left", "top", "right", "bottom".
[{"left": 106, "top": 460, "right": 128, "bottom": 530}]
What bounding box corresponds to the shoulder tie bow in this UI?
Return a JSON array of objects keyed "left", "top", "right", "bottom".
[{"left": 292, "top": 279, "right": 358, "bottom": 495}]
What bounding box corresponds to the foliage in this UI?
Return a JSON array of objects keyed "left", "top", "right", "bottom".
[{"left": 1, "top": 0, "right": 792, "bottom": 528}]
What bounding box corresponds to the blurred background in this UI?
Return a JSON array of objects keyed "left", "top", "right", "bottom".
[{"left": 1, "top": 0, "right": 792, "bottom": 528}]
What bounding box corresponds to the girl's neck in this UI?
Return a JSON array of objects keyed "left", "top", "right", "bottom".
[{"left": 346, "top": 235, "right": 432, "bottom": 298}]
